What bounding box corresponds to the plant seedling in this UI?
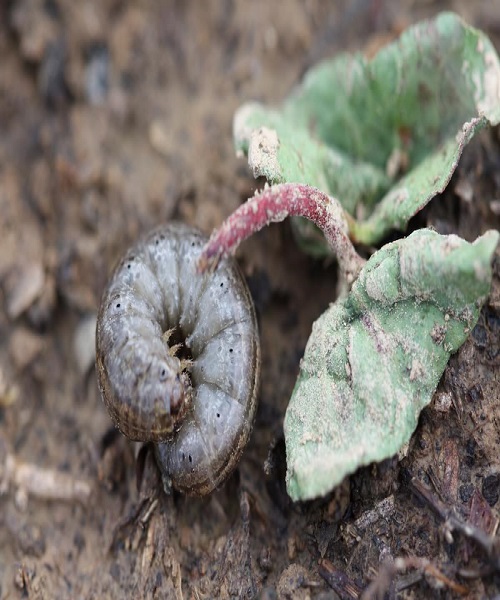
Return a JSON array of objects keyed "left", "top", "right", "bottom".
[{"left": 199, "top": 13, "right": 500, "bottom": 501}]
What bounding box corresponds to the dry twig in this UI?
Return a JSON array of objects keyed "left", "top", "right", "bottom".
[{"left": 0, "top": 435, "right": 91, "bottom": 509}]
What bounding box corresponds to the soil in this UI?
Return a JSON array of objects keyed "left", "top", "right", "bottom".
[{"left": 1, "top": 1, "right": 500, "bottom": 598}]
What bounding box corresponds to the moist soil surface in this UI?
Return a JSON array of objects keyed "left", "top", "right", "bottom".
[{"left": 1, "top": 1, "right": 500, "bottom": 598}]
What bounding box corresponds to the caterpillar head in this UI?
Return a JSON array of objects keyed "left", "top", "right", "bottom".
[{"left": 96, "top": 345, "right": 191, "bottom": 442}]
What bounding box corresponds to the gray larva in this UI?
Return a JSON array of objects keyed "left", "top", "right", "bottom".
[{"left": 96, "top": 222, "right": 260, "bottom": 496}]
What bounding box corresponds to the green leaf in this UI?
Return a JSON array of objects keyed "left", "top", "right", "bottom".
[
  {"left": 284, "top": 228, "right": 499, "bottom": 501},
  {"left": 234, "top": 13, "right": 500, "bottom": 249}
]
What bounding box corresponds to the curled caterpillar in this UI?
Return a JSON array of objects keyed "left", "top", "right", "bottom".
[{"left": 96, "top": 222, "right": 260, "bottom": 496}]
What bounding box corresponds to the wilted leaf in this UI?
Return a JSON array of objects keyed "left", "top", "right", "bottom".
[
  {"left": 284, "top": 228, "right": 499, "bottom": 501},
  {"left": 234, "top": 13, "right": 500, "bottom": 250}
]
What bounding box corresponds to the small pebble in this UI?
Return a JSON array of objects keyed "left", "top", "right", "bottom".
[
  {"left": 9, "top": 327, "right": 44, "bottom": 371},
  {"left": 85, "top": 44, "right": 109, "bottom": 104},
  {"left": 482, "top": 474, "right": 500, "bottom": 507},
  {"left": 73, "top": 314, "right": 97, "bottom": 376},
  {"left": 6, "top": 263, "right": 45, "bottom": 320}
]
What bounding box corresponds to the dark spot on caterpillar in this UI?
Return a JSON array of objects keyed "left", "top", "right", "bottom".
[{"left": 96, "top": 222, "right": 260, "bottom": 496}]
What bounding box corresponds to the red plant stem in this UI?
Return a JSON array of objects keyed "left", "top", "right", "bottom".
[{"left": 198, "top": 183, "right": 365, "bottom": 283}]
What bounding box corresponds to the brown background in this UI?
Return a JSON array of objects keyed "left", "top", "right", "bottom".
[{"left": 1, "top": 1, "right": 500, "bottom": 597}]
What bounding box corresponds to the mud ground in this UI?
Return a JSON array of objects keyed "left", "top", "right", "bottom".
[{"left": 1, "top": 1, "right": 500, "bottom": 598}]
